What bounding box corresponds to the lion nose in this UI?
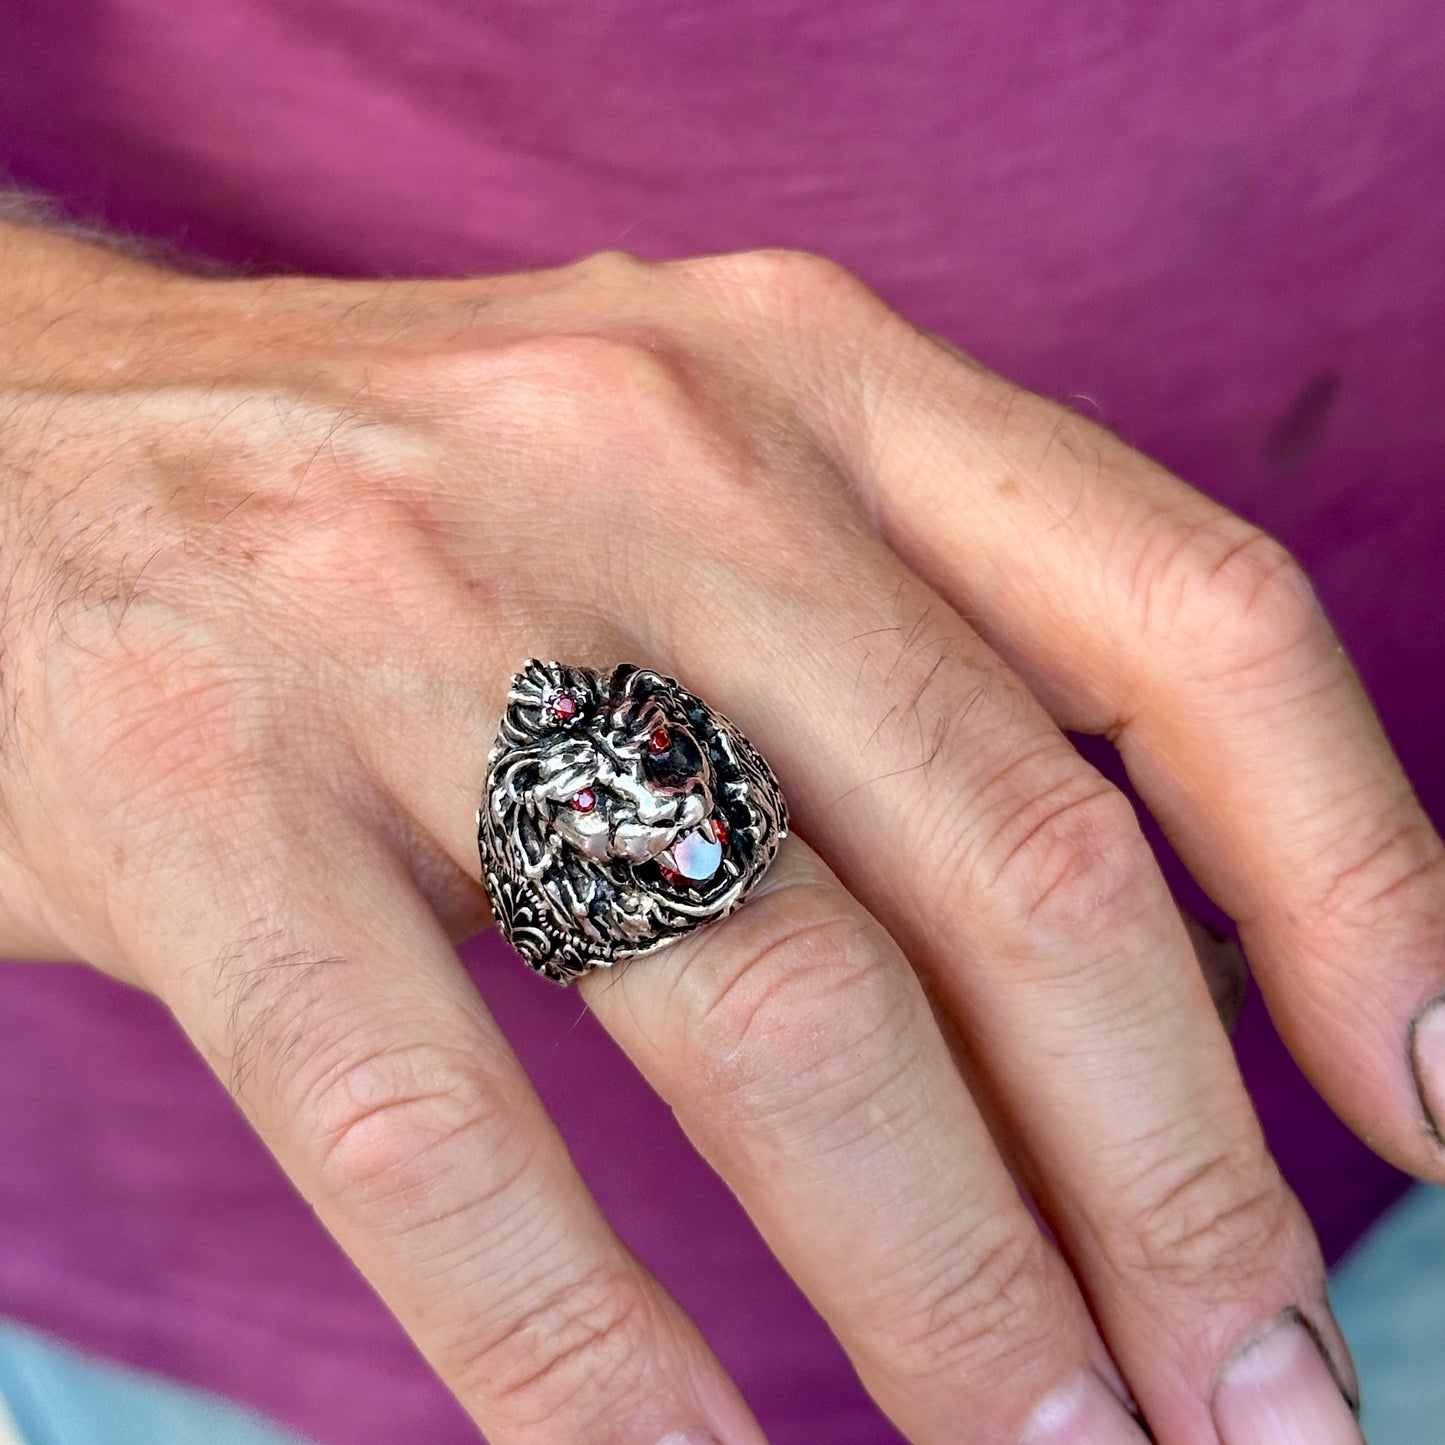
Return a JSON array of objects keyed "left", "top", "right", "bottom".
[
  {"left": 612, "top": 820, "right": 669, "bottom": 863},
  {"left": 605, "top": 769, "right": 675, "bottom": 825}
]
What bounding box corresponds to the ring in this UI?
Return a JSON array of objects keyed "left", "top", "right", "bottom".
[{"left": 477, "top": 659, "right": 789, "bottom": 983}]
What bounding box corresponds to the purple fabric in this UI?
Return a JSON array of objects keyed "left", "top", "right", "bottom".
[{"left": 1, "top": 2, "right": 1442, "bottom": 1441}]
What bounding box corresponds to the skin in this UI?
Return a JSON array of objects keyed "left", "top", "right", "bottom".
[{"left": 0, "top": 215, "right": 1440, "bottom": 1444}]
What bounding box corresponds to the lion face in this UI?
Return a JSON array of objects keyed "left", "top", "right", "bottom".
[
  {"left": 480, "top": 659, "right": 787, "bottom": 981},
  {"left": 532, "top": 701, "right": 718, "bottom": 878}
]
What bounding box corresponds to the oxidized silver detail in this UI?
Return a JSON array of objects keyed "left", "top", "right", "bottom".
[{"left": 478, "top": 660, "right": 789, "bottom": 984}]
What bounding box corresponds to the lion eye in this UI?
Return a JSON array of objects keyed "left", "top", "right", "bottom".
[
  {"left": 648, "top": 727, "right": 671, "bottom": 755},
  {"left": 571, "top": 788, "right": 597, "bottom": 813}
]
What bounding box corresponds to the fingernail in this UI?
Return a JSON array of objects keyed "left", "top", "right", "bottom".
[
  {"left": 655, "top": 1433, "right": 721, "bottom": 1445},
  {"left": 1315, "top": 1299, "right": 1363, "bottom": 1417},
  {"left": 1410, "top": 995, "right": 1445, "bottom": 1143},
  {"left": 1020, "top": 1372, "right": 1151, "bottom": 1444},
  {"left": 1212, "top": 1314, "right": 1363, "bottom": 1444}
]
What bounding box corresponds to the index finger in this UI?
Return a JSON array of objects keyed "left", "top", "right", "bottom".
[{"left": 121, "top": 799, "right": 766, "bottom": 1445}]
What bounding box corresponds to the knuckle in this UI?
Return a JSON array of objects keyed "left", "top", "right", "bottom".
[
  {"left": 468, "top": 331, "right": 734, "bottom": 481},
  {"left": 682, "top": 886, "right": 912, "bottom": 1111},
  {"left": 303, "top": 1038, "right": 530, "bottom": 1216},
  {"left": 879, "top": 1224, "right": 1054, "bottom": 1385},
  {"left": 969, "top": 768, "right": 1155, "bottom": 938},
  {"left": 482, "top": 331, "right": 691, "bottom": 422},
  {"left": 1143, "top": 517, "right": 1327, "bottom": 669},
  {"left": 454, "top": 1259, "right": 656, "bottom": 1426},
  {"left": 711, "top": 244, "right": 865, "bottom": 298},
  {"left": 567, "top": 246, "right": 652, "bottom": 282},
  {"left": 544, "top": 332, "right": 684, "bottom": 410},
  {"left": 1314, "top": 819, "right": 1445, "bottom": 942},
  {"left": 1112, "top": 1141, "right": 1298, "bottom": 1294},
  {"left": 686, "top": 245, "right": 882, "bottom": 331}
]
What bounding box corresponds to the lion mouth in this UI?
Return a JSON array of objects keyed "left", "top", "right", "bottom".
[{"left": 656, "top": 816, "right": 727, "bottom": 887}]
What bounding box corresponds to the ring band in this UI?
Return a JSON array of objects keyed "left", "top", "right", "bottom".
[{"left": 477, "top": 659, "right": 789, "bottom": 983}]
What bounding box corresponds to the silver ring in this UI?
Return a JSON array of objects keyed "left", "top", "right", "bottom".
[{"left": 477, "top": 659, "right": 789, "bottom": 984}]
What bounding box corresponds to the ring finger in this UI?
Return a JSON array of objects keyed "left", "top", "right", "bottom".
[
  {"left": 381, "top": 657, "right": 1149, "bottom": 1440},
  {"left": 584, "top": 836, "right": 1146, "bottom": 1444}
]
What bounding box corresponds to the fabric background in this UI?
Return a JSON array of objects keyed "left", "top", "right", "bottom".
[
  {"left": 2, "top": 1182, "right": 1445, "bottom": 1445},
  {"left": 1, "top": 3, "right": 1442, "bottom": 1441}
]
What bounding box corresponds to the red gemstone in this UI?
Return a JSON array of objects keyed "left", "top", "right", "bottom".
[
  {"left": 571, "top": 788, "right": 596, "bottom": 813},
  {"left": 551, "top": 693, "right": 578, "bottom": 720},
  {"left": 712, "top": 817, "right": 728, "bottom": 847},
  {"left": 648, "top": 727, "right": 671, "bottom": 753},
  {"left": 657, "top": 860, "right": 685, "bottom": 888}
]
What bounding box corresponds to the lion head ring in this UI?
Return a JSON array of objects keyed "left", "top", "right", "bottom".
[{"left": 477, "top": 659, "right": 789, "bottom": 983}]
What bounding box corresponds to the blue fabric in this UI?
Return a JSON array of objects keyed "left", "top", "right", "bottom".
[
  {"left": 0, "top": 1324, "right": 308, "bottom": 1445},
  {"left": 1331, "top": 1182, "right": 1445, "bottom": 1445}
]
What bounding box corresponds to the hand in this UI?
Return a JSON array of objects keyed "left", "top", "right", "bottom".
[{"left": 2, "top": 218, "right": 1438, "bottom": 1445}]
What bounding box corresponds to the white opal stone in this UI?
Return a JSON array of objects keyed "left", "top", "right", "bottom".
[{"left": 668, "top": 824, "right": 723, "bottom": 881}]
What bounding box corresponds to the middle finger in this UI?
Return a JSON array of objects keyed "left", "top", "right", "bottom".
[{"left": 661, "top": 525, "right": 1359, "bottom": 1444}]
